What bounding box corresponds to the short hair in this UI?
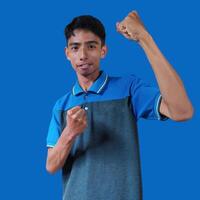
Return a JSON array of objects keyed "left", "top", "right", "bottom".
[{"left": 64, "top": 15, "right": 106, "bottom": 46}]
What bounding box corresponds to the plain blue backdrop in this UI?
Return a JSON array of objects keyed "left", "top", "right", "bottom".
[{"left": 0, "top": 0, "right": 199, "bottom": 199}]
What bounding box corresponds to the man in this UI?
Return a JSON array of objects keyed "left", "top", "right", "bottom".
[{"left": 46, "top": 11, "right": 193, "bottom": 200}]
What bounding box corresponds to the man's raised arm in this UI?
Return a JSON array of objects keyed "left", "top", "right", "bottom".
[{"left": 116, "top": 11, "right": 194, "bottom": 121}]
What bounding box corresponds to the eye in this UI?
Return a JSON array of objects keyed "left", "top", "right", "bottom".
[
  {"left": 71, "top": 46, "right": 78, "bottom": 51},
  {"left": 88, "top": 45, "right": 96, "bottom": 49}
]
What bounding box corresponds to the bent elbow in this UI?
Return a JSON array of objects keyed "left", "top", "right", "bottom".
[
  {"left": 46, "top": 162, "right": 57, "bottom": 174},
  {"left": 172, "top": 106, "right": 194, "bottom": 122},
  {"left": 185, "top": 106, "right": 194, "bottom": 120}
]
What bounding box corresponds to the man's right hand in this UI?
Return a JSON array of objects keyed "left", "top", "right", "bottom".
[
  {"left": 46, "top": 106, "right": 87, "bottom": 173},
  {"left": 66, "top": 106, "right": 87, "bottom": 138}
]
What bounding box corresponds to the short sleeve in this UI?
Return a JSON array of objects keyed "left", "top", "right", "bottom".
[
  {"left": 46, "top": 102, "right": 62, "bottom": 148},
  {"left": 130, "top": 75, "right": 168, "bottom": 121},
  {"left": 156, "top": 94, "right": 169, "bottom": 121}
]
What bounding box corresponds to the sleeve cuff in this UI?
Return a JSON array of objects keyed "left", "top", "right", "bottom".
[
  {"left": 46, "top": 143, "right": 55, "bottom": 148},
  {"left": 155, "top": 94, "right": 169, "bottom": 121}
]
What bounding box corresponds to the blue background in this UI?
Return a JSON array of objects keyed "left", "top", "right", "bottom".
[{"left": 0, "top": 0, "right": 199, "bottom": 199}]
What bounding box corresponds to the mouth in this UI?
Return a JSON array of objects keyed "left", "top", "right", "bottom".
[{"left": 77, "top": 63, "right": 92, "bottom": 69}]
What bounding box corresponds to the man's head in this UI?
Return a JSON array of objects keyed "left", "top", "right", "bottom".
[
  {"left": 64, "top": 15, "right": 106, "bottom": 46},
  {"left": 64, "top": 15, "right": 107, "bottom": 78}
]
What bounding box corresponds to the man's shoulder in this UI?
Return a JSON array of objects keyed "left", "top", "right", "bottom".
[
  {"left": 108, "top": 73, "right": 140, "bottom": 85},
  {"left": 53, "top": 91, "right": 72, "bottom": 111}
]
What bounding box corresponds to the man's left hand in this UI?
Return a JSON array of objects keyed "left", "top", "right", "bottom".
[{"left": 116, "top": 10, "right": 148, "bottom": 42}]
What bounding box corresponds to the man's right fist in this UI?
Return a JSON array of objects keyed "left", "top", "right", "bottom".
[{"left": 66, "top": 106, "right": 87, "bottom": 137}]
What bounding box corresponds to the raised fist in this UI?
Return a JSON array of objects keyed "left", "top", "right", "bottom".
[{"left": 116, "top": 10, "right": 147, "bottom": 42}]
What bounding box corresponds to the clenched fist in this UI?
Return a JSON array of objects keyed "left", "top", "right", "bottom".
[
  {"left": 116, "top": 10, "right": 148, "bottom": 42},
  {"left": 66, "top": 106, "right": 87, "bottom": 137}
]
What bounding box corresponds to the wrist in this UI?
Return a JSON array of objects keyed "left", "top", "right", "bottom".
[
  {"left": 138, "top": 31, "right": 153, "bottom": 47},
  {"left": 62, "top": 127, "right": 77, "bottom": 143}
]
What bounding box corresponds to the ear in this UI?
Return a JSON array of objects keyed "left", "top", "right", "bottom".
[
  {"left": 64, "top": 47, "right": 70, "bottom": 61},
  {"left": 100, "top": 45, "right": 108, "bottom": 58}
]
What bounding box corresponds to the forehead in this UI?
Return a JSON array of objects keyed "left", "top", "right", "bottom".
[{"left": 68, "top": 29, "right": 101, "bottom": 45}]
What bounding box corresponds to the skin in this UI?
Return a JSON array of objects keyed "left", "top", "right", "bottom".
[
  {"left": 65, "top": 29, "right": 107, "bottom": 91},
  {"left": 46, "top": 10, "right": 194, "bottom": 174}
]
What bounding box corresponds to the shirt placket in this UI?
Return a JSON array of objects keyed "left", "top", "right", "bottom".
[{"left": 81, "top": 92, "right": 89, "bottom": 111}]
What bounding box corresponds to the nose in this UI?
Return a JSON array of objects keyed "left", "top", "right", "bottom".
[{"left": 79, "top": 47, "right": 88, "bottom": 61}]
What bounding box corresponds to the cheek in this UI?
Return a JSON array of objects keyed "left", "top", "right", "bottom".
[
  {"left": 69, "top": 54, "right": 78, "bottom": 64},
  {"left": 67, "top": 58, "right": 77, "bottom": 69},
  {"left": 91, "top": 57, "right": 100, "bottom": 65},
  {"left": 91, "top": 52, "right": 102, "bottom": 60}
]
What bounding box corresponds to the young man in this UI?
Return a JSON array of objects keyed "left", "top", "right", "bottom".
[{"left": 46, "top": 11, "right": 193, "bottom": 200}]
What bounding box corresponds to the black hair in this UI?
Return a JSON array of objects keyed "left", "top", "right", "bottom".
[{"left": 64, "top": 15, "right": 106, "bottom": 46}]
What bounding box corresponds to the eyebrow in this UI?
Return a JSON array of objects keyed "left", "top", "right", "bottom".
[{"left": 68, "top": 41, "right": 99, "bottom": 46}]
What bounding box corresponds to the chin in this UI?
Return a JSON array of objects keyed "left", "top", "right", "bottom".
[
  {"left": 77, "top": 69, "right": 92, "bottom": 77},
  {"left": 77, "top": 68, "right": 99, "bottom": 77}
]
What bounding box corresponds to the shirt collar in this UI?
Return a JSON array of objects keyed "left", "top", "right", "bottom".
[{"left": 72, "top": 71, "right": 109, "bottom": 96}]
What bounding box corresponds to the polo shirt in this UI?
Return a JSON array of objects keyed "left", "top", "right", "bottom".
[{"left": 47, "top": 70, "right": 168, "bottom": 200}]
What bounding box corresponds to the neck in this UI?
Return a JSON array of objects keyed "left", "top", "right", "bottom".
[{"left": 77, "top": 70, "right": 101, "bottom": 91}]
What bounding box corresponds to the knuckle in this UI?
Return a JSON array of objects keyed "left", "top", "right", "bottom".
[{"left": 71, "top": 115, "right": 76, "bottom": 120}]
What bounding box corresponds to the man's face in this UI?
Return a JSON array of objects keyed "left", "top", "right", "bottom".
[{"left": 65, "top": 29, "right": 107, "bottom": 78}]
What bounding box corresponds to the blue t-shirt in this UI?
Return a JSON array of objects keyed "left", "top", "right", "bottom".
[{"left": 47, "top": 71, "right": 168, "bottom": 200}]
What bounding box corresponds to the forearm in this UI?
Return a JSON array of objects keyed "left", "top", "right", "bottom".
[
  {"left": 139, "top": 32, "right": 193, "bottom": 118},
  {"left": 46, "top": 127, "right": 76, "bottom": 174}
]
